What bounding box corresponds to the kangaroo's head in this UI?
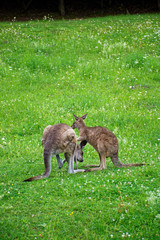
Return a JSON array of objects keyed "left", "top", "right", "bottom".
[
  {"left": 72, "top": 113, "right": 88, "bottom": 129},
  {"left": 76, "top": 140, "right": 87, "bottom": 162}
]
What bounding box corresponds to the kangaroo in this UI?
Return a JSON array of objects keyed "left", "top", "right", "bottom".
[
  {"left": 72, "top": 113, "right": 145, "bottom": 172},
  {"left": 24, "top": 123, "right": 86, "bottom": 182},
  {"left": 41, "top": 125, "right": 87, "bottom": 170}
]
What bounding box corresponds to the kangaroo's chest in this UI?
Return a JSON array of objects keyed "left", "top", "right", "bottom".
[{"left": 86, "top": 129, "right": 99, "bottom": 148}]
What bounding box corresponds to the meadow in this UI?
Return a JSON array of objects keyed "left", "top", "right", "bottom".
[{"left": 0, "top": 13, "right": 160, "bottom": 239}]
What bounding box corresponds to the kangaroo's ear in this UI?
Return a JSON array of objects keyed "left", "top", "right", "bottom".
[
  {"left": 73, "top": 114, "right": 79, "bottom": 120},
  {"left": 80, "top": 140, "right": 87, "bottom": 149},
  {"left": 81, "top": 113, "right": 88, "bottom": 120}
]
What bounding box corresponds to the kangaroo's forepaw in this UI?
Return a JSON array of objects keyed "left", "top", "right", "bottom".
[{"left": 58, "top": 162, "right": 64, "bottom": 169}]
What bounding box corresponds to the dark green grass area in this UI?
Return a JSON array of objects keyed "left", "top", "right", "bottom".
[{"left": 0, "top": 14, "right": 160, "bottom": 239}]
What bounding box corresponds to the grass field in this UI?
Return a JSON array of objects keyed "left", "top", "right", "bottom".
[{"left": 0, "top": 13, "right": 160, "bottom": 239}]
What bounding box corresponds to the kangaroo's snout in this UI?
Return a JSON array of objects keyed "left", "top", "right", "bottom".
[
  {"left": 71, "top": 122, "right": 76, "bottom": 129},
  {"left": 76, "top": 152, "right": 84, "bottom": 162},
  {"left": 77, "top": 157, "right": 83, "bottom": 162}
]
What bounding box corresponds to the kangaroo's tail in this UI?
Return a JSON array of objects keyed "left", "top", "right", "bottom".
[
  {"left": 23, "top": 173, "right": 49, "bottom": 182},
  {"left": 121, "top": 163, "right": 145, "bottom": 167},
  {"left": 111, "top": 153, "right": 145, "bottom": 168},
  {"left": 24, "top": 150, "right": 51, "bottom": 182}
]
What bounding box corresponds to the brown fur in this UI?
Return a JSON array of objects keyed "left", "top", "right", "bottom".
[{"left": 72, "top": 114, "right": 145, "bottom": 172}]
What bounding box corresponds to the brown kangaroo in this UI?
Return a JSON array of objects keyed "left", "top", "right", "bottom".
[
  {"left": 41, "top": 125, "right": 87, "bottom": 170},
  {"left": 24, "top": 123, "right": 86, "bottom": 181},
  {"left": 72, "top": 113, "right": 145, "bottom": 172}
]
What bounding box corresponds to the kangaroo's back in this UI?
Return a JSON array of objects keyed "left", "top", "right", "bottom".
[
  {"left": 41, "top": 125, "right": 52, "bottom": 146},
  {"left": 86, "top": 126, "right": 118, "bottom": 154},
  {"left": 43, "top": 123, "right": 76, "bottom": 154}
]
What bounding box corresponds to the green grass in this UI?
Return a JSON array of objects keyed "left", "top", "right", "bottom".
[{"left": 0, "top": 14, "right": 160, "bottom": 239}]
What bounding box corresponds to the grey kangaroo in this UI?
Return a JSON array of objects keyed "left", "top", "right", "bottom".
[
  {"left": 72, "top": 113, "right": 145, "bottom": 172},
  {"left": 24, "top": 123, "right": 86, "bottom": 182},
  {"left": 41, "top": 125, "right": 87, "bottom": 170}
]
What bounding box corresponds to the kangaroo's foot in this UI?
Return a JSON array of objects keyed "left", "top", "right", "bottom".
[
  {"left": 82, "top": 164, "right": 100, "bottom": 168},
  {"left": 84, "top": 166, "right": 106, "bottom": 172},
  {"left": 74, "top": 169, "right": 85, "bottom": 173}
]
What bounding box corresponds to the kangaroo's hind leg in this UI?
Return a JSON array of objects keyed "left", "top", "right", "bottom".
[
  {"left": 64, "top": 153, "right": 74, "bottom": 174},
  {"left": 85, "top": 153, "right": 106, "bottom": 172},
  {"left": 64, "top": 152, "right": 85, "bottom": 173}
]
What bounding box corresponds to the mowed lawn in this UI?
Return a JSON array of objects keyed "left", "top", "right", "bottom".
[{"left": 0, "top": 14, "right": 160, "bottom": 239}]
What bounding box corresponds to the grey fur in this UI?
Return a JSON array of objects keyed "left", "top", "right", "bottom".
[{"left": 24, "top": 123, "right": 86, "bottom": 182}]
